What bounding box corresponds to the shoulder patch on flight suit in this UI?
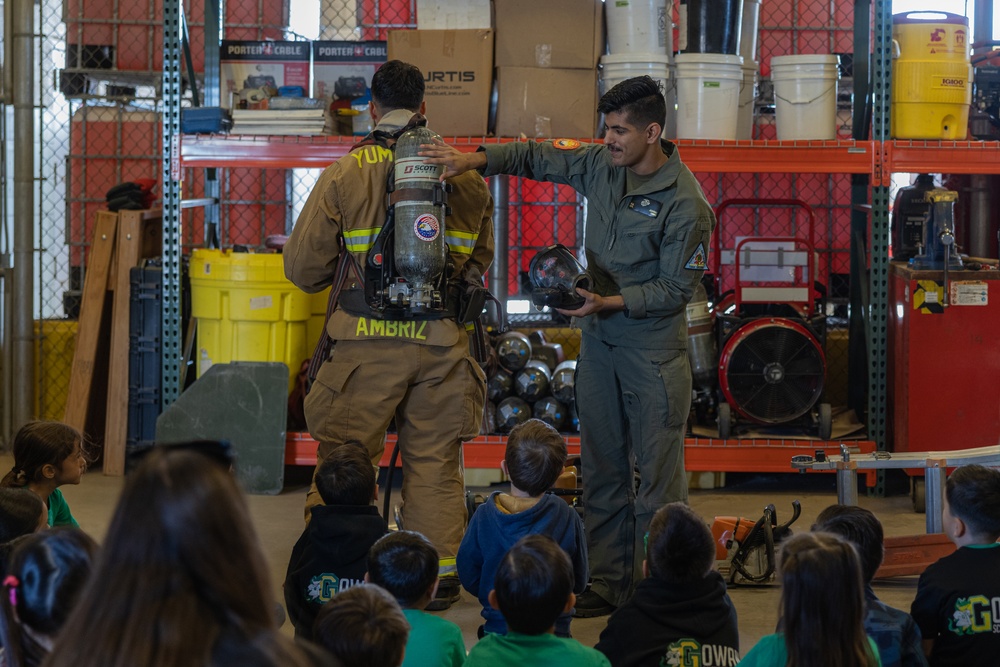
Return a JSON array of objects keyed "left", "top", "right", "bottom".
[
  {"left": 553, "top": 138, "right": 581, "bottom": 150},
  {"left": 627, "top": 196, "right": 661, "bottom": 218},
  {"left": 684, "top": 242, "right": 708, "bottom": 270}
]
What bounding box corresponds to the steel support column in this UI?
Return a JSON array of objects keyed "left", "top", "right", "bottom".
[
  {"left": 868, "top": 0, "right": 892, "bottom": 470},
  {"left": 162, "top": 0, "right": 184, "bottom": 404},
  {"left": 488, "top": 175, "right": 509, "bottom": 327},
  {"left": 11, "top": 0, "right": 35, "bottom": 429}
]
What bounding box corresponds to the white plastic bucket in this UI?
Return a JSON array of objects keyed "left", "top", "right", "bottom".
[
  {"left": 600, "top": 53, "right": 677, "bottom": 138},
  {"left": 606, "top": 0, "right": 671, "bottom": 55},
  {"left": 770, "top": 54, "right": 841, "bottom": 140},
  {"left": 674, "top": 53, "right": 743, "bottom": 139},
  {"left": 740, "top": 0, "right": 761, "bottom": 63},
  {"left": 737, "top": 61, "right": 758, "bottom": 139}
]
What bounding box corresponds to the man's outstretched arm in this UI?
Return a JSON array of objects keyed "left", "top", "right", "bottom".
[{"left": 419, "top": 139, "right": 487, "bottom": 180}]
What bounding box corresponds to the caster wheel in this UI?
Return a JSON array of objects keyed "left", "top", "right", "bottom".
[
  {"left": 818, "top": 403, "right": 832, "bottom": 441},
  {"left": 912, "top": 478, "right": 926, "bottom": 514},
  {"left": 718, "top": 402, "right": 732, "bottom": 440}
]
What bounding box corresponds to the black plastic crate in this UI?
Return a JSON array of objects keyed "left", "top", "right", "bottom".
[{"left": 127, "top": 263, "right": 162, "bottom": 456}]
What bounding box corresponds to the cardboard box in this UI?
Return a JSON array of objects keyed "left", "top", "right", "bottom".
[
  {"left": 496, "top": 67, "right": 598, "bottom": 139},
  {"left": 494, "top": 0, "right": 604, "bottom": 69},
  {"left": 313, "top": 41, "right": 387, "bottom": 102},
  {"left": 417, "top": 0, "right": 492, "bottom": 29},
  {"left": 221, "top": 41, "right": 311, "bottom": 109},
  {"left": 388, "top": 30, "right": 494, "bottom": 136}
]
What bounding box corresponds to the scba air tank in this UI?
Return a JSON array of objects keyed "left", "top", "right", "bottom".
[{"left": 393, "top": 126, "right": 448, "bottom": 313}]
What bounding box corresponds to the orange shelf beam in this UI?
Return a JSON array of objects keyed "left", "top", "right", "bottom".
[
  {"left": 180, "top": 134, "right": 525, "bottom": 169},
  {"left": 180, "top": 134, "right": 876, "bottom": 175},
  {"left": 285, "top": 432, "right": 877, "bottom": 487},
  {"left": 887, "top": 140, "right": 1000, "bottom": 176},
  {"left": 676, "top": 139, "right": 875, "bottom": 174}
]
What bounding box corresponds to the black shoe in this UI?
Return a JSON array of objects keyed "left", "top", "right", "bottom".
[
  {"left": 426, "top": 577, "right": 461, "bottom": 611},
  {"left": 574, "top": 590, "right": 616, "bottom": 618}
]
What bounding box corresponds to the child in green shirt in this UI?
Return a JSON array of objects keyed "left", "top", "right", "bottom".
[
  {"left": 1, "top": 421, "right": 86, "bottom": 527},
  {"left": 367, "top": 531, "right": 466, "bottom": 667},
  {"left": 465, "top": 535, "right": 610, "bottom": 667}
]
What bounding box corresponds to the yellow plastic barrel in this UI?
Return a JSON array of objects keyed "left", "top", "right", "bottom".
[
  {"left": 189, "top": 249, "right": 325, "bottom": 393},
  {"left": 891, "top": 11, "right": 972, "bottom": 139},
  {"left": 33, "top": 319, "right": 78, "bottom": 421}
]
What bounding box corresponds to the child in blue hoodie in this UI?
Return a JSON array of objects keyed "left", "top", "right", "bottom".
[{"left": 458, "top": 419, "right": 587, "bottom": 638}]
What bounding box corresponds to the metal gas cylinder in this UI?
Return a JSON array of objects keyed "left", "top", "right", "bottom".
[
  {"left": 392, "top": 126, "right": 448, "bottom": 313},
  {"left": 686, "top": 283, "right": 718, "bottom": 392}
]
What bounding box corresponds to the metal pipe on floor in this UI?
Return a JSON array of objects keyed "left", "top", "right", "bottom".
[{"left": 11, "top": 0, "right": 34, "bottom": 429}]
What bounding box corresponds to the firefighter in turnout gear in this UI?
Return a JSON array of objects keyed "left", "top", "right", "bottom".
[{"left": 284, "top": 60, "right": 494, "bottom": 610}]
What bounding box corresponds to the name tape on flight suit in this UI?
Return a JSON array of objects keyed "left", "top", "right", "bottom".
[{"left": 627, "top": 196, "right": 661, "bottom": 218}]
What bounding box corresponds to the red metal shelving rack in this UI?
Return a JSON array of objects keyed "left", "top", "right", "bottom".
[{"left": 179, "top": 133, "right": 956, "bottom": 483}]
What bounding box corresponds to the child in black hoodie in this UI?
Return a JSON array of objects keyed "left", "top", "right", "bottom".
[
  {"left": 595, "top": 503, "right": 740, "bottom": 667},
  {"left": 284, "top": 442, "right": 388, "bottom": 639}
]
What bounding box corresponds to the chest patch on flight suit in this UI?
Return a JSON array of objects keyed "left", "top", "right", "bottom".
[
  {"left": 685, "top": 242, "right": 708, "bottom": 270},
  {"left": 627, "top": 196, "right": 662, "bottom": 218}
]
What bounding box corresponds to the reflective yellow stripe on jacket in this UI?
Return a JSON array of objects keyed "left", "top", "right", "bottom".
[
  {"left": 343, "top": 227, "right": 380, "bottom": 252},
  {"left": 345, "top": 227, "right": 478, "bottom": 255},
  {"left": 445, "top": 229, "right": 477, "bottom": 255}
]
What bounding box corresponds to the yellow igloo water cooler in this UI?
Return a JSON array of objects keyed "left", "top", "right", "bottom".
[
  {"left": 189, "top": 249, "right": 329, "bottom": 393},
  {"left": 891, "top": 11, "right": 972, "bottom": 139}
]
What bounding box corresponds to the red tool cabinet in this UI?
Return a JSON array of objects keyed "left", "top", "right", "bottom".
[{"left": 889, "top": 262, "right": 1000, "bottom": 457}]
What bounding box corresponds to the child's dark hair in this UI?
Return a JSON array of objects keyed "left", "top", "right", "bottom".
[
  {"left": 504, "top": 419, "right": 567, "bottom": 496},
  {"left": 0, "top": 528, "right": 97, "bottom": 667},
  {"left": 778, "top": 532, "right": 874, "bottom": 667},
  {"left": 646, "top": 503, "right": 714, "bottom": 583},
  {"left": 946, "top": 464, "right": 1000, "bottom": 540},
  {"left": 366, "top": 531, "right": 438, "bottom": 608},
  {"left": 0, "top": 488, "right": 45, "bottom": 543},
  {"left": 597, "top": 75, "right": 667, "bottom": 132},
  {"left": 493, "top": 534, "right": 573, "bottom": 635},
  {"left": 313, "top": 584, "right": 410, "bottom": 667},
  {"left": 812, "top": 505, "right": 884, "bottom": 583},
  {"left": 1, "top": 421, "right": 83, "bottom": 489},
  {"left": 315, "top": 441, "right": 376, "bottom": 506},
  {"left": 371, "top": 60, "right": 425, "bottom": 113}
]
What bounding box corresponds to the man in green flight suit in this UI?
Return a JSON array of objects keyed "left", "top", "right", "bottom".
[{"left": 421, "top": 76, "right": 716, "bottom": 616}]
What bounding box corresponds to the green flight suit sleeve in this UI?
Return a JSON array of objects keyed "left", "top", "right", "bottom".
[
  {"left": 480, "top": 141, "right": 605, "bottom": 194},
  {"left": 619, "top": 175, "right": 715, "bottom": 320}
]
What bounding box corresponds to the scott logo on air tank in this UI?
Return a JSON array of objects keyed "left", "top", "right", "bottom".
[{"left": 414, "top": 214, "right": 440, "bottom": 242}]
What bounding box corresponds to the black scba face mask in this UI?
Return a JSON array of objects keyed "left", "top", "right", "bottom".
[{"left": 528, "top": 244, "right": 590, "bottom": 310}]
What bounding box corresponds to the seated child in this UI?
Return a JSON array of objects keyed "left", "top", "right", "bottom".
[
  {"left": 465, "top": 535, "right": 610, "bottom": 667},
  {"left": 458, "top": 419, "right": 586, "bottom": 637},
  {"left": 595, "top": 502, "right": 740, "bottom": 667},
  {"left": 284, "top": 443, "right": 388, "bottom": 638},
  {"left": 0, "top": 527, "right": 97, "bottom": 667},
  {"left": 0, "top": 421, "right": 87, "bottom": 528},
  {"left": 814, "top": 504, "right": 928, "bottom": 667},
  {"left": 314, "top": 583, "right": 410, "bottom": 667},
  {"left": 0, "top": 488, "right": 47, "bottom": 570},
  {"left": 739, "top": 531, "right": 881, "bottom": 667},
  {"left": 367, "top": 531, "right": 466, "bottom": 667},
  {"left": 910, "top": 464, "right": 1000, "bottom": 667}
]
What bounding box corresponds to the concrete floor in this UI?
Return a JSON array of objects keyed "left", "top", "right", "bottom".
[{"left": 33, "top": 453, "right": 931, "bottom": 655}]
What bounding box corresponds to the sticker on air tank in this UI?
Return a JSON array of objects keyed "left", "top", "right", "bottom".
[
  {"left": 395, "top": 156, "right": 440, "bottom": 186},
  {"left": 414, "top": 214, "right": 441, "bottom": 242}
]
